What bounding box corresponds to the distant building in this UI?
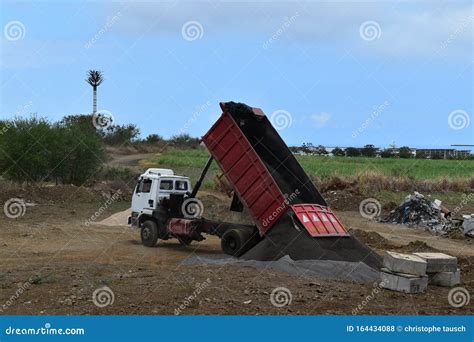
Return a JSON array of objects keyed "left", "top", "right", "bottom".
[
  {"left": 290, "top": 145, "right": 471, "bottom": 159},
  {"left": 415, "top": 148, "right": 471, "bottom": 159}
]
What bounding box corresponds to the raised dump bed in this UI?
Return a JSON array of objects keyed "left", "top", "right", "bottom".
[{"left": 202, "top": 102, "right": 348, "bottom": 237}]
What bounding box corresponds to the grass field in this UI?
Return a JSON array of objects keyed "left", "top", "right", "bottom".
[
  {"left": 143, "top": 148, "right": 474, "bottom": 180},
  {"left": 139, "top": 149, "right": 220, "bottom": 188},
  {"left": 297, "top": 154, "right": 474, "bottom": 179}
]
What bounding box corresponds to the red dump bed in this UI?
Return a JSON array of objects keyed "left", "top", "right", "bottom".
[
  {"left": 202, "top": 102, "right": 348, "bottom": 238},
  {"left": 202, "top": 111, "right": 286, "bottom": 234}
]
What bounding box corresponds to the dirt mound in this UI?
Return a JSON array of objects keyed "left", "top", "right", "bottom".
[
  {"left": 242, "top": 214, "right": 382, "bottom": 270},
  {"left": 396, "top": 240, "right": 439, "bottom": 253},
  {"left": 90, "top": 181, "right": 133, "bottom": 201},
  {"left": 319, "top": 176, "right": 354, "bottom": 192},
  {"left": 323, "top": 189, "right": 367, "bottom": 211},
  {"left": 0, "top": 182, "right": 134, "bottom": 206},
  {"left": 95, "top": 208, "right": 130, "bottom": 226},
  {"left": 0, "top": 185, "right": 101, "bottom": 204},
  {"left": 349, "top": 229, "right": 395, "bottom": 250}
]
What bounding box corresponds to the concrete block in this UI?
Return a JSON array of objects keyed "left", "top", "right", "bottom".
[
  {"left": 380, "top": 269, "right": 428, "bottom": 294},
  {"left": 462, "top": 215, "right": 474, "bottom": 236},
  {"left": 413, "top": 252, "right": 457, "bottom": 273},
  {"left": 383, "top": 251, "right": 427, "bottom": 276},
  {"left": 429, "top": 269, "right": 461, "bottom": 287}
]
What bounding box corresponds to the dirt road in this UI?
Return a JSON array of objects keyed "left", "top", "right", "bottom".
[
  {"left": 108, "top": 152, "right": 158, "bottom": 168},
  {"left": 0, "top": 189, "right": 472, "bottom": 315}
]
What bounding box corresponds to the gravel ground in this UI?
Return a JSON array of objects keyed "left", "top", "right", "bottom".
[{"left": 0, "top": 189, "right": 472, "bottom": 315}]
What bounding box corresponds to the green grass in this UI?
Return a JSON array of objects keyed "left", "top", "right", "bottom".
[
  {"left": 374, "top": 190, "right": 471, "bottom": 207},
  {"left": 297, "top": 155, "right": 474, "bottom": 179},
  {"left": 153, "top": 149, "right": 218, "bottom": 169},
  {"left": 141, "top": 149, "right": 219, "bottom": 188},
  {"left": 144, "top": 148, "right": 473, "bottom": 180}
]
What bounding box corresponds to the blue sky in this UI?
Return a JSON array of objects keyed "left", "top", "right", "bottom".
[{"left": 1, "top": 0, "right": 473, "bottom": 149}]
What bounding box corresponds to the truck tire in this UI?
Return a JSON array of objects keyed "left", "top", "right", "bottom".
[
  {"left": 141, "top": 220, "right": 159, "bottom": 247},
  {"left": 221, "top": 228, "right": 257, "bottom": 257}
]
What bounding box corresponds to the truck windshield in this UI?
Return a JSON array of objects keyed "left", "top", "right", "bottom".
[{"left": 139, "top": 179, "right": 152, "bottom": 193}]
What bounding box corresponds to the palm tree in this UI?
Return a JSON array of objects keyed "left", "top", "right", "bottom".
[{"left": 86, "top": 70, "right": 104, "bottom": 114}]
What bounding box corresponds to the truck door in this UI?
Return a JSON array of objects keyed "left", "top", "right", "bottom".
[{"left": 131, "top": 178, "right": 154, "bottom": 213}]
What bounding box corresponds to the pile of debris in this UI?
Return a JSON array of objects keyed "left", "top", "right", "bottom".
[
  {"left": 381, "top": 192, "right": 456, "bottom": 234},
  {"left": 381, "top": 251, "right": 460, "bottom": 293}
]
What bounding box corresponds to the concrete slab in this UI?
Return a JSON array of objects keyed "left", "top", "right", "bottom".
[
  {"left": 383, "top": 251, "right": 427, "bottom": 276},
  {"left": 413, "top": 252, "right": 458, "bottom": 273},
  {"left": 380, "top": 269, "right": 428, "bottom": 294},
  {"left": 429, "top": 269, "right": 461, "bottom": 287}
]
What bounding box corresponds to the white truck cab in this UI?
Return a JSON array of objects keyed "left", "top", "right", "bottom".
[{"left": 129, "top": 168, "right": 192, "bottom": 227}]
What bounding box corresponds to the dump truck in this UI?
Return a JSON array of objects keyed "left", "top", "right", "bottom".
[{"left": 129, "top": 102, "right": 360, "bottom": 259}]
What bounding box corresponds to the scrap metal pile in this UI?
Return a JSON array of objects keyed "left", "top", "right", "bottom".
[{"left": 382, "top": 192, "right": 458, "bottom": 235}]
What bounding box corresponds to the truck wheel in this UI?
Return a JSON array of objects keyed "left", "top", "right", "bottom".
[
  {"left": 221, "top": 228, "right": 256, "bottom": 257},
  {"left": 141, "top": 220, "right": 159, "bottom": 247}
]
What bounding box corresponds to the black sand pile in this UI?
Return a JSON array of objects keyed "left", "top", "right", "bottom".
[
  {"left": 242, "top": 214, "right": 382, "bottom": 270},
  {"left": 183, "top": 255, "right": 380, "bottom": 284}
]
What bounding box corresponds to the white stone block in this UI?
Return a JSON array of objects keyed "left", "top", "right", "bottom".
[
  {"left": 413, "top": 252, "right": 457, "bottom": 273},
  {"left": 383, "top": 251, "right": 427, "bottom": 276},
  {"left": 380, "top": 269, "right": 428, "bottom": 294},
  {"left": 429, "top": 269, "right": 461, "bottom": 287}
]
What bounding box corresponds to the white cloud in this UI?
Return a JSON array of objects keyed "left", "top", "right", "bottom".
[{"left": 109, "top": 0, "right": 472, "bottom": 60}]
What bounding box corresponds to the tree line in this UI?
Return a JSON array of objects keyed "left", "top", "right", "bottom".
[
  {"left": 289, "top": 143, "right": 471, "bottom": 159},
  {"left": 0, "top": 114, "right": 199, "bottom": 185}
]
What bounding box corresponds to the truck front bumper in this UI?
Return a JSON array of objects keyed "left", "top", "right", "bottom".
[{"left": 128, "top": 212, "right": 139, "bottom": 228}]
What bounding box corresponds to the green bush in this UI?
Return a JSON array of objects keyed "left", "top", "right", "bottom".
[
  {"left": 144, "top": 134, "right": 163, "bottom": 144},
  {"left": 102, "top": 124, "right": 140, "bottom": 145},
  {"left": 0, "top": 116, "right": 52, "bottom": 183},
  {"left": 56, "top": 117, "right": 105, "bottom": 184},
  {"left": 96, "top": 165, "right": 134, "bottom": 180},
  {"left": 0, "top": 115, "right": 105, "bottom": 185},
  {"left": 169, "top": 133, "right": 200, "bottom": 149}
]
